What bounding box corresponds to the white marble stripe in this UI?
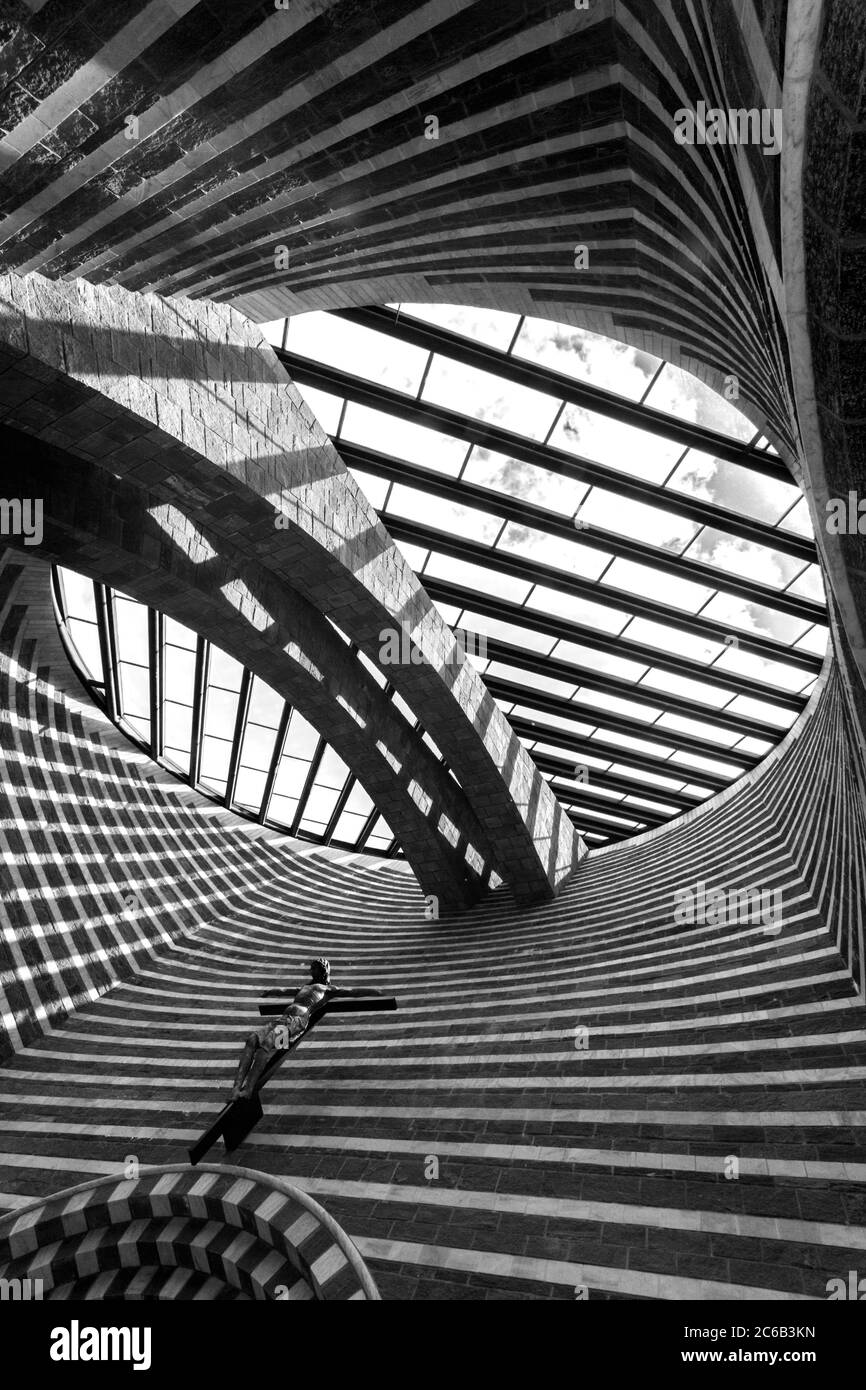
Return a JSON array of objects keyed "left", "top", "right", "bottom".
[
  {"left": 81, "top": 969, "right": 855, "bottom": 1028},
  {"left": 273, "top": 1175, "right": 866, "bottom": 1251},
  {"left": 310, "top": 1243, "right": 348, "bottom": 1288},
  {"left": 67, "top": 994, "right": 860, "bottom": 1044},
  {"left": 249, "top": 1248, "right": 291, "bottom": 1298},
  {"left": 153, "top": 1217, "right": 187, "bottom": 1272},
  {"left": 220, "top": 1230, "right": 256, "bottom": 1287},
  {"left": 124, "top": 953, "right": 841, "bottom": 1006},
  {"left": 157, "top": 1265, "right": 194, "bottom": 1299},
  {"left": 151, "top": 69, "right": 624, "bottom": 295},
  {"left": 2, "top": 1096, "right": 860, "bottom": 1126},
  {"left": 27, "top": 1027, "right": 866, "bottom": 1069},
  {"left": 59, "top": 1005, "right": 860, "bottom": 1047},
  {"left": 125, "top": 945, "right": 841, "bottom": 1011},
  {"left": 2, "top": 0, "right": 338, "bottom": 242},
  {"left": 271, "top": 1273, "right": 315, "bottom": 1301},
  {"left": 5, "top": 1063, "right": 866, "bottom": 1090},
  {"left": 187, "top": 1220, "right": 220, "bottom": 1275},
  {"left": 173, "top": 920, "right": 826, "bottom": 983},
  {"left": 40, "top": 0, "right": 483, "bottom": 278},
  {"left": 285, "top": 1212, "right": 320, "bottom": 1250},
  {"left": 0, "top": 0, "right": 201, "bottom": 167},
  {"left": 177, "top": 171, "right": 632, "bottom": 300},
  {"left": 354, "top": 1238, "right": 812, "bottom": 1301},
  {"left": 1, "top": 1139, "right": 863, "bottom": 1184},
  {"left": 155, "top": 897, "right": 822, "bottom": 947},
  {"left": 199, "top": 903, "right": 806, "bottom": 958}
]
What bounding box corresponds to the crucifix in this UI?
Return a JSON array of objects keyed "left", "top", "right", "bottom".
[{"left": 188, "top": 957, "right": 396, "bottom": 1165}]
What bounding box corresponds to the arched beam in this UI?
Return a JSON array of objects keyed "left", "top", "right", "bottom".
[
  {"left": 0, "top": 271, "right": 585, "bottom": 903},
  {"left": 1, "top": 442, "right": 499, "bottom": 914}
]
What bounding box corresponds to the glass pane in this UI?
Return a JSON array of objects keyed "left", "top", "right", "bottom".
[
  {"left": 460, "top": 610, "right": 554, "bottom": 655},
  {"left": 794, "top": 625, "right": 828, "bottom": 656},
  {"left": 341, "top": 402, "right": 467, "bottom": 475},
  {"left": 496, "top": 523, "right": 610, "bottom": 579},
  {"left": 208, "top": 647, "right": 244, "bottom": 693},
  {"left": 164, "top": 617, "right": 197, "bottom": 651},
  {"left": 364, "top": 814, "right": 394, "bottom": 850},
  {"left": 316, "top": 746, "right": 350, "bottom": 790},
  {"left": 387, "top": 483, "right": 503, "bottom": 543},
  {"left": 620, "top": 616, "right": 721, "bottom": 663},
  {"left": 66, "top": 618, "right": 103, "bottom": 682},
  {"left": 644, "top": 363, "right": 756, "bottom": 442},
  {"left": 113, "top": 596, "right": 148, "bottom": 664},
  {"left": 164, "top": 643, "right": 196, "bottom": 695},
  {"left": 239, "top": 720, "right": 279, "bottom": 773},
  {"left": 234, "top": 766, "right": 268, "bottom": 810},
  {"left": 572, "top": 688, "right": 662, "bottom": 722},
  {"left": 550, "top": 406, "right": 683, "bottom": 484},
  {"left": 699, "top": 591, "right": 809, "bottom": 645},
  {"left": 639, "top": 668, "right": 732, "bottom": 709},
  {"left": 118, "top": 662, "right": 149, "bottom": 719},
  {"left": 164, "top": 701, "right": 193, "bottom": 752},
  {"left": 682, "top": 529, "right": 805, "bottom": 589},
  {"left": 601, "top": 558, "right": 713, "bottom": 613},
  {"left": 331, "top": 810, "right": 370, "bottom": 844},
  {"left": 785, "top": 564, "right": 824, "bottom": 602},
  {"left": 575, "top": 487, "right": 700, "bottom": 553},
  {"left": 666, "top": 451, "right": 802, "bottom": 525},
  {"left": 462, "top": 446, "right": 588, "bottom": 515},
  {"left": 199, "top": 734, "right": 232, "bottom": 785},
  {"left": 397, "top": 302, "right": 520, "bottom": 350},
  {"left": 551, "top": 639, "right": 646, "bottom": 682},
  {"left": 285, "top": 709, "right": 320, "bottom": 760},
  {"left": 344, "top": 782, "right": 374, "bottom": 816},
  {"left": 422, "top": 354, "right": 560, "bottom": 441},
  {"left": 300, "top": 783, "right": 341, "bottom": 827},
  {"left": 777, "top": 497, "right": 813, "bottom": 537},
  {"left": 204, "top": 683, "right": 240, "bottom": 735},
  {"left": 59, "top": 568, "right": 97, "bottom": 620},
  {"left": 525, "top": 585, "right": 630, "bottom": 634},
  {"left": 297, "top": 384, "right": 343, "bottom": 435},
  {"left": 247, "top": 678, "right": 283, "bottom": 729},
  {"left": 268, "top": 793, "right": 299, "bottom": 827},
  {"left": 348, "top": 466, "right": 390, "bottom": 511},
  {"left": 287, "top": 310, "right": 428, "bottom": 394},
  {"left": 423, "top": 550, "right": 532, "bottom": 604},
  {"left": 512, "top": 317, "right": 662, "bottom": 400},
  {"left": 273, "top": 756, "right": 312, "bottom": 802},
  {"left": 122, "top": 714, "right": 150, "bottom": 743}
]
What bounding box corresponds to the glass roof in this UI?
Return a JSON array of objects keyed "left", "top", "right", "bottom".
[
  {"left": 53, "top": 304, "right": 826, "bottom": 855},
  {"left": 52, "top": 569, "right": 400, "bottom": 856}
]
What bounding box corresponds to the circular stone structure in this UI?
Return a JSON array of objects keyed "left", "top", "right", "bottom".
[{"left": 0, "top": 1164, "right": 381, "bottom": 1301}]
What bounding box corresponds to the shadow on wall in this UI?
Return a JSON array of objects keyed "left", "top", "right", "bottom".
[
  {"left": 0, "top": 550, "right": 434, "bottom": 1061},
  {"left": 0, "top": 279, "right": 584, "bottom": 905}
]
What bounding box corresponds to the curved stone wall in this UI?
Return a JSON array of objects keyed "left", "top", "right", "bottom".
[
  {"left": 0, "top": 270, "right": 583, "bottom": 906},
  {"left": 0, "top": 559, "right": 864, "bottom": 1299},
  {"left": 0, "top": 0, "right": 864, "bottom": 1304},
  {"left": 0, "top": 1164, "right": 381, "bottom": 1300},
  {"left": 0, "top": 0, "right": 796, "bottom": 451}
]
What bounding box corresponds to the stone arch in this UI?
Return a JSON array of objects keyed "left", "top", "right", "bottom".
[
  {"left": 0, "top": 271, "right": 584, "bottom": 905},
  {"left": 0, "top": 445, "right": 498, "bottom": 914}
]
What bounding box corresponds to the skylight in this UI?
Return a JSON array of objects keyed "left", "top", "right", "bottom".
[
  {"left": 52, "top": 303, "right": 826, "bottom": 853},
  {"left": 275, "top": 303, "right": 826, "bottom": 846},
  {"left": 52, "top": 570, "right": 404, "bottom": 858}
]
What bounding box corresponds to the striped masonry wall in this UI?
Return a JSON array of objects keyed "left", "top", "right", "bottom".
[
  {"left": 1, "top": 560, "right": 865, "bottom": 1299},
  {"left": 0, "top": 0, "right": 797, "bottom": 455},
  {"left": 0, "top": 547, "right": 425, "bottom": 1060},
  {"left": 0, "top": 1165, "right": 380, "bottom": 1300}
]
